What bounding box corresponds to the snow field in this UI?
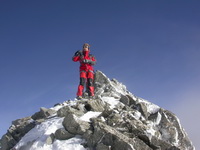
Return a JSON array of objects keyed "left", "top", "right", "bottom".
[
  {"left": 14, "top": 115, "right": 88, "bottom": 150},
  {"left": 14, "top": 103, "right": 103, "bottom": 150}
]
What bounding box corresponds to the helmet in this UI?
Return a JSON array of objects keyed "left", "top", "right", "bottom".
[{"left": 83, "top": 43, "right": 90, "bottom": 49}]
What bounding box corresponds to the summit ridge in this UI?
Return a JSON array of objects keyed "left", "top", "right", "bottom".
[{"left": 0, "top": 71, "right": 195, "bottom": 150}]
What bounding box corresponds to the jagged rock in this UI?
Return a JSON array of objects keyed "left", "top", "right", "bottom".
[
  {"left": 120, "top": 95, "right": 149, "bottom": 119},
  {"left": 0, "top": 133, "right": 17, "bottom": 150},
  {"left": 55, "top": 128, "right": 75, "bottom": 140},
  {"left": 119, "top": 95, "right": 130, "bottom": 106},
  {"left": 10, "top": 117, "right": 36, "bottom": 141},
  {"left": 46, "top": 133, "right": 55, "bottom": 145},
  {"left": 157, "top": 109, "right": 194, "bottom": 150},
  {"left": 31, "top": 107, "right": 56, "bottom": 120},
  {"left": 106, "top": 113, "right": 122, "bottom": 127},
  {"left": 101, "top": 106, "right": 113, "bottom": 118},
  {"left": 86, "top": 99, "right": 105, "bottom": 112},
  {"left": 76, "top": 103, "right": 88, "bottom": 113},
  {"left": 119, "top": 94, "right": 137, "bottom": 107},
  {"left": 148, "top": 111, "right": 162, "bottom": 124},
  {"left": 0, "top": 117, "right": 36, "bottom": 150},
  {"left": 102, "top": 108, "right": 178, "bottom": 149},
  {"left": 94, "top": 71, "right": 111, "bottom": 93},
  {"left": 85, "top": 119, "right": 151, "bottom": 150},
  {"left": 94, "top": 71, "right": 127, "bottom": 98},
  {"left": 96, "top": 143, "right": 111, "bottom": 150},
  {"left": 137, "top": 102, "right": 149, "bottom": 119},
  {"left": 57, "top": 105, "right": 84, "bottom": 117},
  {"left": 62, "top": 113, "right": 90, "bottom": 135},
  {"left": 0, "top": 70, "right": 195, "bottom": 150}
]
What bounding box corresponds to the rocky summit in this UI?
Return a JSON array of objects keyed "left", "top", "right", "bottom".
[{"left": 0, "top": 71, "right": 195, "bottom": 150}]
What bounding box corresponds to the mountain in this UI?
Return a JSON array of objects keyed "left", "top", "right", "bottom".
[{"left": 0, "top": 71, "right": 195, "bottom": 150}]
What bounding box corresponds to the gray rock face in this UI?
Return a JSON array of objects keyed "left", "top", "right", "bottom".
[
  {"left": 88, "top": 71, "right": 194, "bottom": 150},
  {"left": 46, "top": 133, "right": 55, "bottom": 145},
  {"left": 94, "top": 70, "right": 128, "bottom": 98},
  {"left": 84, "top": 119, "right": 151, "bottom": 150},
  {"left": 0, "top": 117, "right": 36, "bottom": 150},
  {"left": 55, "top": 128, "right": 74, "bottom": 140},
  {"left": 0, "top": 70, "right": 195, "bottom": 150},
  {"left": 86, "top": 99, "right": 106, "bottom": 112},
  {"left": 31, "top": 107, "right": 56, "bottom": 120},
  {"left": 62, "top": 113, "right": 90, "bottom": 135},
  {"left": 57, "top": 105, "right": 84, "bottom": 117}
]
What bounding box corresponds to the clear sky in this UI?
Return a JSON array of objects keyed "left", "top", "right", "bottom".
[{"left": 0, "top": 0, "right": 200, "bottom": 149}]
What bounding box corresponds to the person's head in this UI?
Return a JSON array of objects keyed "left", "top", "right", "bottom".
[{"left": 83, "top": 43, "right": 90, "bottom": 51}]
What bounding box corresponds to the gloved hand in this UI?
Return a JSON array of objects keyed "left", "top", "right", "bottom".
[
  {"left": 82, "top": 59, "right": 89, "bottom": 63},
  {"left": 74, "top": 50, "right": 82, "bottom": 56}
]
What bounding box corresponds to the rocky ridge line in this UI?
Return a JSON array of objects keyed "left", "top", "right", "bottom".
[{"left": 0, "top": 70, "right": 195, "bottom": 150}]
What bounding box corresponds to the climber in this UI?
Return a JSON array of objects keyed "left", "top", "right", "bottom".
[{"left": 72, "top": 43, "right": 96, "bottom": 100}]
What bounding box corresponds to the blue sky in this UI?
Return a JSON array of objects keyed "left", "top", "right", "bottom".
[{"left": 0, "top": 0, "right": 200, "bottom": 148}]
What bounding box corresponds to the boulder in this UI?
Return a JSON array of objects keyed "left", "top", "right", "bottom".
[
  {"left": 119, "top": 95, "right": 130, "bottom": 106},
  {"left": 86, "top": 99, "right": 105, "bottom": 112},
  {"left": 57, "top": 105, "right": 84, "bottom": 117},
  {"left": 31, "top": 107, "right": 56, "bottom": 120},
  {"left": 0, "top": 134, "right": 17, "bottom": 150},
  {"left": 55, "top": 128, "right": 74, "bottom": 140},
  {"left": 0, "top": 117, "right": 36, "bottom": 150},
  {"left": 46, "top": 133, "right": 55, "bottom": 145},
  {"left": 94, "top": 71, "right": 127, "bottom": 98},
  {"left": 62, "top": 113, "right": 90, "bottom": 135},
  {"left": 85, "top": 120, "right": 151, "bottom": 150},
  {"left": 96, "top": 143, "right": 111, "bottom": 150},
  {"left": 137, "top": 102, "right": 149, "bottom": 119}
]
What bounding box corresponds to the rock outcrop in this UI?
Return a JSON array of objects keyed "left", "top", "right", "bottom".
[{"left": 0, "top": 70, "right": 195, "bottom": 150}]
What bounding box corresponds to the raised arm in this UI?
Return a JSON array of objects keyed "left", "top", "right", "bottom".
[{"left": 72, "top": 50, "right": 82, "bottom": 62}]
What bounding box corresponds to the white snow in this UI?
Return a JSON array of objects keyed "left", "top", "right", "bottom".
[
  {"left": 145, "top": 122, "right": 156, "bottom": 138},
  {"left": 129, "top": 143, "right": 136, "bottom": 150},
  {"left": 16, "top": 136, "right": 86, "bottom": 150},
  {"left": 155, "top": 112, "right": 162, "bottom": 125},
  {"left": 101, "top": 116, "right": 106, "bottom": 122},
  {"left": 110, "top": 79, "right": 128, "bottom": 95},
  {"left": 101, "top": 96, "right": 120, "bottom": 109},
  {"left": 14, "top": 117, "right": 87, "bottom": 150},
  {"left": 79, "top": 111, "right": 102, "bottom": 122},
  {"left": 161, "top": 128, "right": 171, "bottom": 140},
  {"left": 138, "top": 98, "right": 160, "bottom": 114},
  {"left": 132, "top": 111, "right": 141, "bottom": 120},
  {"left": 50, "top": 100, "right": 77, "bottom": 112},
  {"left": 147, "top": 103, "right": 160, "bottom": 114},
  {"left": 51, "top": 137, "right": 86, "bottom": 150},
  {"left": 14, "top": 102, "right": 103, "bottom": 150}
]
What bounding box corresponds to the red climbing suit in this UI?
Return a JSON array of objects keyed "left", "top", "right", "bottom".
[{"left": 72, "top": 49, "right": 96, "bottom": 97}]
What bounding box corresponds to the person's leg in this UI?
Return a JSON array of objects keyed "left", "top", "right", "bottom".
[
  {"left": 77, "top": 71, "right": 86, "bottom": 97},
  {"left": 87, "top": 71, "right": 95, "bottom": 97}
]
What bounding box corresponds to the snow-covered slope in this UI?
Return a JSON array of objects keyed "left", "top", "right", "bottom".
[
  {"left": 0, "top": 71, "right": 195, "bottom": 150},
  {"left": 14, "top": 117, "right": 86, "bottom": 150}
]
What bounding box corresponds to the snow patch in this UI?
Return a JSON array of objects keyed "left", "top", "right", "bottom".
[
  {"left": 145, "top": 122, "right": 156, "bottom": 139},
  {"left": 51, "top": 100, "right": 77, "bottom": 111},
  {"left": 51, "top": 136, "right": 86, "bottom": 150},
  {"left": 110, "top": 79, "right": 128, "bottom": 95},
  {"left": 155, "top": 112, "right": 162, "bottom": 125},
  {"left": 79, "top": 111, "right": 102, "bottom": 122},
  {"left": 147, "top": 103, "right": 160, "bottom": 114},
  {"left": 138, "top": 98, "right": 160, "bottom": 114},
  {"left": 14, "top": 117, "right": 64, "bottom": 149},
  {"left": 101, "top": 96, "right": 120, "bottom": 109},
  {"left": 132, "top": 111, "right": 142, "bottom": 120},
  {"left": 14, "top": 117, "right": 87, "bottom": 150},
  {"left": 161, "top": 128, "right": 171, "bottom": 141}
]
